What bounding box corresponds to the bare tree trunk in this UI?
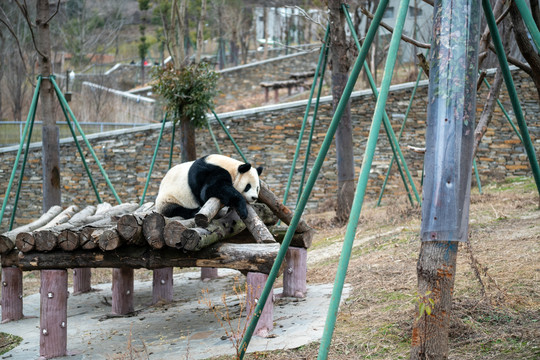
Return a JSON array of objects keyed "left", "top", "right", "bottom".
[
  {"left": 36, "top": 0, "right": 61, "bottom": 212},
  {"left": 328, "top": 0, "right": 355, "bottom": 223},
  {"left": 263, "top": 7, "right": 268, "bottom": 59},
  {"left": 195, "top": 0, "right": 207, "bottom": 64},
  {"left": 180, "top": 118, "right": 196, "bottom": 163}
]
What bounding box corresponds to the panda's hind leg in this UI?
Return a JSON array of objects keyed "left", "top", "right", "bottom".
[{"left": 159, "top": 203, "right": 200, "bottom": 219}]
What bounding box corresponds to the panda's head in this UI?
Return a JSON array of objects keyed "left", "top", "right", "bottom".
[{"left": 236, "top": 163, "right": 263, "bottom": 203}]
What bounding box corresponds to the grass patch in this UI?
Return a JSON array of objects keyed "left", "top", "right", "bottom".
[{"left": 0, "top": 333, "right": 22, "bottom": 355}]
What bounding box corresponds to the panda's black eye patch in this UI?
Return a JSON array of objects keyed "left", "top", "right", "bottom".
[{"left": 244, "top": 184, "right": 251, "bottom": 192}]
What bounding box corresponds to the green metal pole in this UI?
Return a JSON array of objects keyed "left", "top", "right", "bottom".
[
  {"left": 141, "top": 115, "right": 168, "bottom": 205},
  {"left": 283, "top": 24, "right": 330, "bottom": 206},
  {"left": 481, "top": 76, "right": 524, "bottom": 143},
  {"left": 169, "top": 120, "right": 176, "bottom": 170},
  {"left": 297, "top": 41, "right": 330, "bottom": 203},
  {"left": 238, "top": 1, "right": 390, "bottom": 358},
  {"left": 483, "top": 0, "right": 540, "bottom": 197},
  {"left": 9, "top": 101, "right": 37, "bottom": 230},
  {"left": 0, "top": 76, "right": 42, "bottom": 228},
  {"left": 343, "top": 4, "right": 419, "bottom": 206},
  {"left": 377, "top": 67, "right": 424, "bottom": 206},
  {"left": 50, "top": 76, "right": 122, "bottom": 204},
  {"left": 56, "top": 89, "right": 102, "bottom": 204},
  {"left": 210, "top": 109, "right": 248, "bottom": 163},
  {"left": 318, "top": 0, "right": 410, "bottom": 357},
  {"left": 513, "top": 0, "right": 540, "bottom": 51},
  {"left": 473, "top": 159, "right": 482, "bottom": 194},
  {"left": 206, "top": 118, "right": 222, "bottom": 155}
]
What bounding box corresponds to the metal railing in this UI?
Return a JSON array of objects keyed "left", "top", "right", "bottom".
[{"left": 0, "top": 120, "right": 149, "bottom": 148}]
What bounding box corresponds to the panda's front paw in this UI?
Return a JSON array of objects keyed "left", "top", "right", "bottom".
[{"left": 237, "top": 206, "right": 248, "bottom": 219}]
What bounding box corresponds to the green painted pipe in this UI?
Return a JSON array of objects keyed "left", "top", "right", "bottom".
[
  {"left": 9, "top": 100, "right": 38, "bottom": 230},
  {"left": 283, "top": 24, "right": 330, "bottom": 206},
  {"left": 481, "top": 76, "right": 524, "bottom": 143},
  {"left": 378, "top": 67, "right": 425, "bottom": 206},
  {"left": 342, "top": 4, "right": 419, "bottom": 207},
  {"left": 318, "top": 0, "right": 410, "bottom": 357},
  {"left": 57, "top": 90, "right": 102, "bottom": 204},
  {"left": 483, "top": 0, "right": 540, "bottom": 198},
  {"left": 140, "top": 116, "right": 168, "bottom": 205},
  {"left": 0, "top": 76, "right": 42, "bottom": 228},
  {"left": 51, "top": 76, "right": 122, "bottom": 204},
  {"left": 211, "top": 109, "right": 247, "bottom": 163},
  {"left": 169, "top": 120, "right": 176, "bottom": 170},
  {"left": 237, "top": 0, "right": 391, "bottom": 358},
  {"left": 513, "top": 0, "right": 540, "bottom": 52},
  {"left": 206, "top": 118, "right": 222, "bottom": 155}
]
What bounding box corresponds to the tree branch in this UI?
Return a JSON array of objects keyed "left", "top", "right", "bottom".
[
  {"left": 473, "top": 68, "right": 504, "bottom": 158},
  {"left": 44, "top": 0, "right": 61, "bottom": 25},
  {"left": 0, "top": 9, "right": 28, "bottom": 73},
  {"left": 14, "top": 0, "right": 47, "bottom": 59},
  {"left": 360, "top": 7, "right": 431, "bottom": 49},
  {"left": 488, "top": 44, "right": 532, "bottom": 73}
]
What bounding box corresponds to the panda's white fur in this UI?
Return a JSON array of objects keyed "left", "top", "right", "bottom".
[{"left": 155, "top": 154, "right": 262, "bottom": 219}]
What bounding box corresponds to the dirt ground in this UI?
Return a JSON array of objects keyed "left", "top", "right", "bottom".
[{"left": 1, "top": 176, "right": 539, "bottom": 359}]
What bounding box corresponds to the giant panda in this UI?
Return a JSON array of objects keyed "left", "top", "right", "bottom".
[{"left": 155, "top": 154, "right": 263, "bottom": 219}]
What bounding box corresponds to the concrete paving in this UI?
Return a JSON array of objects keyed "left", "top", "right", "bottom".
[{"left": 1, "top": 269, "right": 350, "bottom": 359}]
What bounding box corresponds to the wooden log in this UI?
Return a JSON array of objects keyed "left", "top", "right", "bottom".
[
  {"left": 181, "top": 210, "right": 246, "bottom": 251},
  {"left": 282, "top": 247, "right": 307, "bottom": 298},
  {"left": 181, "top": 205, "right": 278, "bottom": 251},
  {"left": 152, "top": 267, "right": 173, "bottom": 304},
  {"left": 5, "top": 243, "right": 280, "bottom": 274},
  {"left": 163, "top": 217, "right": 196, "bottom": 248},
  {"left": 258, "top": 181, "right": 311, "bottom": 233},
  {"left": 268, "top": 225, "right": 314, "bottom": 249},
  {"left": 94, "top": 202, "right": 112, "bottom": 215},
  {"left": 15, "top": 232, "right": 36, "bottom": 253},
  {"left": 80, "top": 227, "right": 98, "bottom": 250},
  {"left": 246, "top": 272, "right": 273, "bottom": 337},
  {"left": 72, "top": 268, "right": 92, "bottom": 295},
  {"left": 112, "top": 268, "right": 134, "bottom": 315},
  {"left": 57, "top": 229, "right": 80, "bottom": 251},
  {"left": 1, "top": 267, "right": 23, "bottom": 323},
  {"left": 36, "top": 205, "right": 79, "bottom": 231},
  {"left": 194, "top": 197, "right": 222, "bottom": 227},
  {"left": 97, "top": 227, "right": 123, "bottom": 251},
  {"left": 143, "top": 212, "right": 166, "bottom": 249},
  {"left": 34, "top": 230, "right": 58, "bottom": 252},
  {"left": 117, "top": 205, "right": 159, "bottom": 247},
  {"left": 40, "top": 269, "right": 68, "bottom": 358},
  {"left": 243, "top": 204, "right": 276, "bottom": 244},
  {"left": 0, "top": 205, "right": 62, "bottom": 254}
]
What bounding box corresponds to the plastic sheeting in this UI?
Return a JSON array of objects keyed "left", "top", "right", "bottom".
[{"left": 421, "top": 0, "right": 481, "bottom": 242}]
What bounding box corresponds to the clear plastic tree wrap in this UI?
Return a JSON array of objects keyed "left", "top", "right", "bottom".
[{"left": 421, "top": 0, "right": 481, "bottom": 242}]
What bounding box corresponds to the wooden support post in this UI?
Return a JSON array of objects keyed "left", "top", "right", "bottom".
[
  {"left": 246, "top": 272, "right": 273, "bottom": 337},
  {"left": 40, "top": 269, "right": 68, "bottom": 358},
  {"left": 1, "top": 267, "right": 23, "bottom": 323},
  {"left": 152, "top": 267, "right": 173, "bottom": 304},
  {"left": 273, "top": 88, "right": 279, "bottom": 102},
  {"left": 264, "top": 87, "right": 269, "bottom": 102},
  {"left": 72, "top": 268, "right": 91, "bottom": 295},
  {"left": 201, "top": 267, "right": 218, "bottom": 280},
  {"left": 283, "top": 247, "right": 307, "bottom": 298},
  {"left": 287, "top": 86, "right": 292, "bottom": 96},
  {"left": 112, "top": 268, "right": 134, "bottom": 315}
]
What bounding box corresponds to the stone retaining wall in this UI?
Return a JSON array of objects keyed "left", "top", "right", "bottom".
[{"left": 1, "top": 68, "right": 538, "bottom": 229}]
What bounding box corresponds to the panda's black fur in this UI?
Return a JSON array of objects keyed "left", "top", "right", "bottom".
[{"left": 156, "top": 155, "right": 263, "bottom": 219}]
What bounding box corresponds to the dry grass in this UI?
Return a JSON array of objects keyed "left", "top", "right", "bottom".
[{"left": 243, "top": 177, "right": 540, "bottom": 360}]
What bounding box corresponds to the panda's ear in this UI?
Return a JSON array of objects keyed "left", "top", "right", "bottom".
[
  {"left": 256, "top": 166, "right": 263, "bottom": 176},
  {"left": 238, "top": 163, "right": 252, "bottom": 174}
]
